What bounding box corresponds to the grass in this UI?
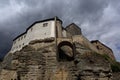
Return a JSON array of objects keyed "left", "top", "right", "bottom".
[
  {"left": 102, "top": 54, "right": 120, "bottom": 72},
  {"left": 93, "top": 52, "right": 120, "bottom": 72}
]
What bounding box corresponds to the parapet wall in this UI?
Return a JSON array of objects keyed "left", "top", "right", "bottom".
[{"left": 72, "top": 35, "right": 99, "bottom": 53}]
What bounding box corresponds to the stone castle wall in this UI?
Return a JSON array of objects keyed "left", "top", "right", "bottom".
[{"left": 91, "top": 40, "right": 115, "bottom": 60}]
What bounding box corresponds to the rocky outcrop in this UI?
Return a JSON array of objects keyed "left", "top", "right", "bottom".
[
  {"left": 0, "top": 38, "right": 113, "bottom": 80},
  {"left": 74, "top": 42, "right": 112, "bottom": 80},
  {"left": 112, "top": 72, "right": 120, "bottom": 80}
]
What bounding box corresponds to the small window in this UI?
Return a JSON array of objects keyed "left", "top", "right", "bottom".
[
  {"left": 24, "top": 35, "right": 26, "bottom": 38},
  {"left": 14, "top": 41, "right": 16, "bottom": 44},
  {"left": 18, "top": 38, "right": 20, "bottom": 41},
  {"left": 21, "top": 36, "right": 23, "bottom": 40},
  {"left": 43, "top": 23, "right": 48, "bottom": 27},
  {"left": 31, "top": 27, "right": 33, "bottom": 31},
  {"left": 96, "top": 46, "right": 99, "bottom": 49},
  {"left": 19, "top": 45, "right": 21, "bottom": 48}
]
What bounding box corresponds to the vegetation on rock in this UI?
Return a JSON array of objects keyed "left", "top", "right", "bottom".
[{"left": 101, "top": 54, "right": 120, "bottom": 72}]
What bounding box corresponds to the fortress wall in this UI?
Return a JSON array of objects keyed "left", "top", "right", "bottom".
[
  {"left": 10, "top": 21, "right": 55, "bottom": 53},
  {"left": 91, "top": 41, "right": 115, "bottom": 60},
  {"left": 65, "top": 23, "right": 82, "bottom": 36},
  {"left": 62, "top": 29, "right": 67, "bottom": 37},
  {"left": 26, "top": 21, "right": 55, "bottom": 42},
  {"left": 72, "top": 35, "right": 99, "bottom": 53},
  {"left": 0, "top": 69, "right": 17, "bottom": 80},
  {"left": 56, "top": 21, "right": 63, "bottom": 37}
]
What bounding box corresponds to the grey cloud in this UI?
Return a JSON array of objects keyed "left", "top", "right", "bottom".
[
  {"left": 0, "top": 0, "right": 10, "bottom": 7},
  {"left": 0, "top": 31, "right": 12, "bottom": 59}
]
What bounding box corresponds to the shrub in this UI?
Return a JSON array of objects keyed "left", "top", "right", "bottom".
[
  {"left": 111, "top": 62, "right": 120, "bottom": 72},
  {"left": 98, "top": 53, "right": 120, "bottom": 72}
]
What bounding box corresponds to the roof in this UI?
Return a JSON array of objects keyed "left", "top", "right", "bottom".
[
  {"left": 13, "top": 17, "right": 62, "bottom": 41},
  {"left": 65, "top": 23, "right": 81, "bottom": 30},
  {"left": 91, "top": 40, "right": 113, "bottom": 52}
]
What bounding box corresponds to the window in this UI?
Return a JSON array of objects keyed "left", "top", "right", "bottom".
[
  {"left": 21, "top": 36, "right": 23, "bottom": 40},
  {"left": 96, "top": 46, "right": 99, "bottom": 49},
  {"left": 19, "top": 45, "right": 21, "bottom": 48},
  {"left": 14, "top": 41, "right": 16, "bottom": 44},
  {"left": 43, "top": 23, "right": 48, "bottom": 27},
  {"left": 31, "top": 27, "right": 33, "bottom": 31},
  {"left": 18, "top": 38, "right": 20, "bottom": 41},
  {"left": 24, "top": 35, "right": 26, "bottom": 38}
]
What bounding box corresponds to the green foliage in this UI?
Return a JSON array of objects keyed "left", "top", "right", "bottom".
[
  {"left": 111, "top": 62, "right": 120, "bottom": 72},
  {"left": 102, "top": 54, "right": 120, "bottom": 72},
  {"left": 102, "top": 54, "right": 112, "bottom": 61},
  {"left": 94, "top": 53, "right": 120, "bottom": 72}
]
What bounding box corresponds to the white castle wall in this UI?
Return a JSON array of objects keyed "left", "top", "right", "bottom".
[{"left": 10, "top": 21, "right": 55, "bottom": 53}]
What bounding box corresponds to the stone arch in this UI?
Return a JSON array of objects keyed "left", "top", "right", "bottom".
[{"left": 57, "top": 41, "right": 74, "bottom": 61}]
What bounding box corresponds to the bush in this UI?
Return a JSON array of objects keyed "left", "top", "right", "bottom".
[
  {"left": 100, "top": 54, "right": 120, "bottom": 72},
  {"left": 111, "top": 62, "right": 120, "bottom": 72},
  {"left": 80, "top": 52, "right": 120, "bottom": 72}
]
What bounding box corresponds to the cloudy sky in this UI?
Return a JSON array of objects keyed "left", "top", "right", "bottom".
[{"left": 0, "top": 0, "right": 120, "bottom": 61}]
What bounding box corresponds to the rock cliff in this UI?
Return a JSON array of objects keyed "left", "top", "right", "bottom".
[{"left": 0, "top": 37, "right": 114, "bottom": 80}]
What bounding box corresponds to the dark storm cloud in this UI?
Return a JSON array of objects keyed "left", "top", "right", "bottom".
[
  {"left": 0, "top": 0, "right": 120, "bottom": 61},
  {"left": 0, "top": 31, "right": 12, "bottom": 59}
]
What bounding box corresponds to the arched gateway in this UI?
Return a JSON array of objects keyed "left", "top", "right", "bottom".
[{"left": 57, "top": 41, "right": 75, "bottom": 61}]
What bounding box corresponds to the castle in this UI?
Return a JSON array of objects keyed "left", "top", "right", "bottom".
[
  {"left": 10, "top": 17, "right": 115, "bottom": 60},
  {"left": 0, "top": 17, "right": 115, "bottom": 80}
]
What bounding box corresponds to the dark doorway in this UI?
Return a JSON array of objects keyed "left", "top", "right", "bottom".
[{"left": 58, "top": 41, "right": 74, "bottom": 61}]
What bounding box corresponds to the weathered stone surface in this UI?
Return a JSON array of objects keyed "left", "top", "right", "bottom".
[
  {"left": 0, "top": 38, "right": 113, "bottom": 80},
  {"left": 74, "top": 42, "right": 112, "bottom": 80},
  {"left": 112, "top": 72, "right": 120, "bottom": 80},
  {"left": 91, "top": 40, "right": 115, "bottom": 60}
]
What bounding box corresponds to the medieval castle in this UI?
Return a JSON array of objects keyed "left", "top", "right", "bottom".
[
  {"left": 0, "top": 17, "right": 115, "bottom": 80},
  {"left": 10, "top": 17, "right": 115, "bottom": 60}
]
